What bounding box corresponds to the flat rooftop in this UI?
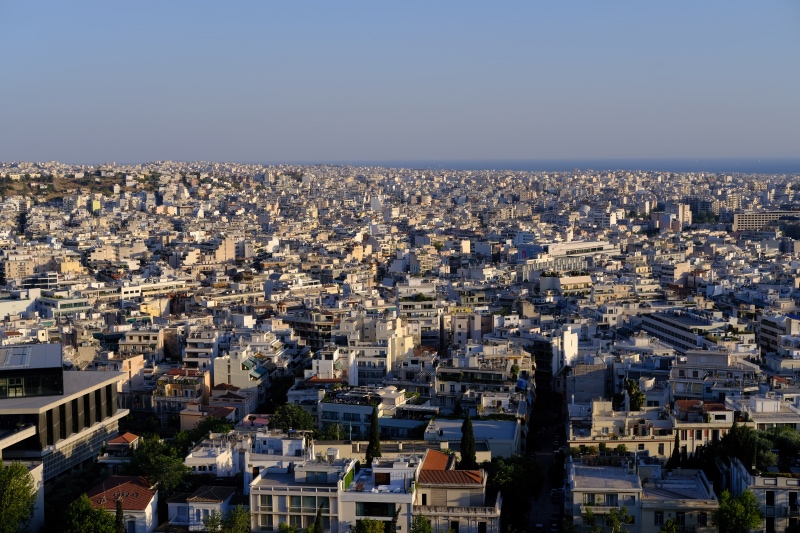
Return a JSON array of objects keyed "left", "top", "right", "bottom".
[
  {"left": 0, "top": 344, "right": 62, "bottom": 371},
  {"left": 572, "top": 465, "right": 641, "bottom": 491},
  {"left": 0, "top": 370, "right": 124, "bottom": 413},
  {"left": 426, "top": 418, "right": 519, "bottom": 441}
]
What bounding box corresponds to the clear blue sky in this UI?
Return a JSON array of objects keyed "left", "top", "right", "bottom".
[{"left": 1, "top": 1, "right": 798, "bottom": 165}]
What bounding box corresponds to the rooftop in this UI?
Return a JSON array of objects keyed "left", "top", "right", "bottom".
[
  {"left": 0, "top": 344, "right": 62, "bottom": 371},
  {"left": 0, "top": 370, "right": 124, "bottom": 413},
  {"left": 571, "top": 464, "right": 641, "bottom": 491}
]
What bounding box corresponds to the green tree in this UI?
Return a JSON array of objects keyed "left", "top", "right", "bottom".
[
  {"left": 312, "top": 503, "right": 324, "bottom": 533},
  {"left": 606, "top": 507, "right": 633, "bottom": 533},
  {"left": 270, "top": 403, "right": 315, "bottom": 432},
  {"left": 354, "top": 518, "right": 386, "bottom": 533},
  {"left": 410, "top": 514, "right": 433, "bottom": 533},
  {"left": 459, "top": 416, "right": 478, "bottom": 470},
  {"left": 582, "top": 508, "right": 603, "bottom": 533},
  {"left": 712, "top": 489, "right": 763, "bottom": 533},
  {"left": 203, "top": 511, "right": 223, "bottom": 533},
  {"left": 205, "top": 506, "right": 251, "bottom": 533},
  {"left": 583, "top": 507, "right": 631, "bottom": 533},
  {"left": 193, "top": 416, "right": 234, "bottom": 439},
  {"left": 365, "top": 405, "right": 382, "bottom": 467},
  {"left": 127, "top": 435, "right": 190, "bottom": 494},
  {"left": 0, "top": 461, "right": 37, "bottom": 533},
  {"left": 485, "top": 455, "right": 542, "bottom": 531},
  {"left": 623, "top": 379, "right": 645, "bottom": 411},
  {"left": 667, "top": 432, "right": 681, "bottom": 469},
  {"left": 277, "top": 523, "right": 299, "bottom": 533},
  {"left": 65, "top": 494, "right": 115, "bottom": 533},
  {"left": 222, "top": 506, "right": 251, "bottom": 533},
  {"left": 115, "top": 498, "right": 125, "bottom": 533},
  {"left": 660, "top": 517, "right": 681, "bottom": 533}
]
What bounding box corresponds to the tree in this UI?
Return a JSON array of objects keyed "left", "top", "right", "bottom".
[
  {"left": 203, "top": 511, "right": 223, "bottom": 533},
  {"left": 623, "top": 379, "right": 645, "bottom": 411},
  {"left": 354, "top": 518, "right": 386, "bottom": 533},
  {"left": 485, "top": 455, "right": 543, "bottom": 531},
  {"left": 65, "top": 494, "right": 115, "bottom": 533},
  {"left": 137, "top": 451, "right": 190, "bottom": 493},
  {"left": 115, "top": 498, "right": 125, "bottom": 533},
  {"left": 667, "top": 432, "right": 681, "bottom": 469},
  {"left": 660, "top": 517, "right": 681, "bottom": 533},
  {"left": 712, "top": 489, "right": 763, "bottom": 533},
  {"left": 411, "top": 514, "right": 433, "bottom": 533},
  {"left": 277, "top": 523, "right": 299, "bottom": 533},
  {"left": 270, "top": 403, "right": 315, "bottom": 432},
  {"left": 365, "top": 405, "right": 381, "bottom": 467},
  {"left": 312, "top": 503, "right": 324, "bottom": 533},
  {"left": 205, "top": 506, "right": 250, "bottom": 533},
  {"left": 0, "top": 461, "right": 37, "bottom": 533},
  {"left": 222, "top": 506, "right": 251, "bottom": 533},
  {"left": 582, "top": 507, "right": 631, "bottom": 533},
  {"left": 459, "top": 416, "right": 478, "bottom": 470}
]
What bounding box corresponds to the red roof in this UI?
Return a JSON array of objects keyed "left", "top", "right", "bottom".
[
  {"left": 213, "top": 383, "right": 241, "bottom": 391},
  {"left": 108, "top": 432, "right": 139, "bottom": 445},
  {"left": 676, "top": 399, "right": 729, "bottom": 412},
  {"left": 418, "top": 469, "right": 483, "bottom": 485},
  {"left": 86, "top": 476, "right": 156, "bottom": 512},
  {"left": 421, "top": 450, "right": 451, "bottom": 471},
  {"left": 306, "top": 376, "right": 345, "bottom": 384}
]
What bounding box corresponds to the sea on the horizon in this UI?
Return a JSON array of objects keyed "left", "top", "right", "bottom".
[{"left": 300, "top": 158, "right": 800, "bottom": 174}]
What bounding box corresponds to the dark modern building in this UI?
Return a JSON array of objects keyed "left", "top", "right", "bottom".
[{"left": 0, "top": 344, "right": 128, "bottom": 480}]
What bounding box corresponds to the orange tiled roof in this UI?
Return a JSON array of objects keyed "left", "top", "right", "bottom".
[
  {"left": 108, "top": 432, "right": 139, "bottom": 444},
  {"left": 421, "top": 449, "right": 451, "bottom": 471},
  {"left": 86, "top": 476, "right": 155, "bottom": 512},
  {"left": 418, "top": 469, "right": 483, "bottom": 485}
]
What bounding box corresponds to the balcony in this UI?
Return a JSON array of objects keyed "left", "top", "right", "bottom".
[{"left": 579, "top": 504, "right": 623, "bottom": 514}]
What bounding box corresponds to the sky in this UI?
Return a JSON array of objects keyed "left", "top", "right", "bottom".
[{"left": 1, "top": 1, "right": 799, "bottom": 166}]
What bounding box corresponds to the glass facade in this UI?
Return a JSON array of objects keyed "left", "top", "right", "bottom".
[{"left": 0, "top": 367, "right": 63, "bottom": 398}]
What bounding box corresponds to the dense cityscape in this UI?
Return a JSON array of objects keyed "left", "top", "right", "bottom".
[{"left": 0, "top": 160, "right": 799, "bottom": 532}]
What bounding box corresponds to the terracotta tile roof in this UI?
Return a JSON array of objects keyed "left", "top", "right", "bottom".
[
  {"left": 86, "top": 476, "right": 155, "bottom": 512},
  {"left": 418, "top": 469, "right": 483, "bottom": 485},
  {"left": 213, "top": 383, "right": 241, "bottom": 391},
  {"left": 421, "top": 449, "right": 451, "bottom": 471},
  {"left": 108, "top": 432, "right": 139, "bottom": 444},
  {"left": 676, "top": 399, "right": 729, "bottom": 412}
]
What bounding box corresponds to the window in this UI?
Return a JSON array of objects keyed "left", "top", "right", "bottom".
[
  {"left": 583, "top": 494, "right": 596, "bottom": 505},
  {"left": 422, "top": 494, "right": 427, "bottom": 505},
  {"left": 303, "top": 496, "right": 316, "bottom": 511},
  {"left": 766, "top": 490, "right": 775, "bottom": 506},
  {"left": 654, "top": 512, "right": 664, "bottom": 526},
  {"left": 356, "top": 502, "right": 396, "bottom": 517},
  {"left": 605, "top": 494, "right": 618, "bottom": 506},
  {"left": 698, "top": 513, "right": 707, "bottom": 526},
  {"left": 290, "top": 495, "right": 301, "bottom": 512},
  {"left": 695, "top": 430, "right": 702, "bottom": 440},
  {"left": 638, "top": 444, "right": 645, "bottom": 451},
  {"left": 658, "top": 443, "right": 665, "bottom": 455},
  {"left": 676, "top": 512, "right": 685, "bottom": 526},
  {"left": 375, "top": 472, "right": 391, "bottom": 485}
]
